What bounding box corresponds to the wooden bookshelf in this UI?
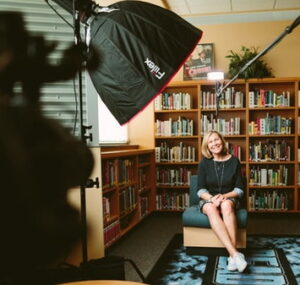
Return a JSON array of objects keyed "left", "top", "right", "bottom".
[
  {"left": 154, "top": 77, "right": 300, "bottom": 214},
  {"left": 101, "top": 149, "right": 156, "bottom": 248}
]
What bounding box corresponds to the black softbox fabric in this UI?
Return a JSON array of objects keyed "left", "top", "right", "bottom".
[{"left": 88, "top": 1, "right": 202, "bottom": 125}]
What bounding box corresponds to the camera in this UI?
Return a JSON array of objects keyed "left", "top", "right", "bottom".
[{"left": 0, "top": 11, "right": 95, "bottom": 284}]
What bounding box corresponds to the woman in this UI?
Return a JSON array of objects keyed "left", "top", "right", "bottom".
[{"left": 197, "top": 130, "right": 247, "bottom": 272}]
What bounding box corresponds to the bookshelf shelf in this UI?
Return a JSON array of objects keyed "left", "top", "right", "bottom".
[
  {"left": 156, "top": 162, "right": 198, "bottom": 165},
  {"left": 155, "top": 135, "right": 199, "bottom": 139},
  {"left": 199, "top": 134, "right": 246, "bottom": 138},
  {"left": 248, "top": 186, "right": 294, "bottom": 189},
  {"left": 249, "top": 161, "right": 295, "bottom": 164},
  {"left": 156, "top": 185, "right": 190, "bottom": 189},
  {"left": 249, "top": 107, "right": 295, "bottom": 110},
  {"left": 202, "top": 108, "right": 246, "bottom": 112},
  {"left": 224, "top": 135, "right": 246, "bottom": 138},
  {"left": 103, "top": 215, "right": 119, "bottom": 227},
  {"left": 138, "top": 186, "right": 151, "bottom": 195},
  {"left": 249, "top": 134, "right": 295, "bottom": 137},
  {"left": 101, "top": 149, "right": 156, "bottom": 248},
  {"left": 118, "top": 183, "right": 136, "bottom": 190},
  {"left": 154, "top": 78, "right": 300, "bottom": 214},
  {"left": 138, "top": 162, "right": 151, "bottom": 168},
  {"left": 103, "top": 186, "right": 117, "bottom": 194},
  {"left": 156, "top": 209, "right": 184, "bottom": 212},
  {"left": 120, "top": 221, "right": 139, "bottom": 237},
  {"left": 248, "top": 209, "right": 292, "bottom": 213},
  {"left": 120, "top": 206, "right": 138, "bottom": 219},
  {"left": 154, "top": 109, "right": 198, "bottom": 113}
]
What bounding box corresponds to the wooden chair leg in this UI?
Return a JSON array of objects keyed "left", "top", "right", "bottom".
[{"left": 183, "top": 227, "right": 246, "bottom": 248}]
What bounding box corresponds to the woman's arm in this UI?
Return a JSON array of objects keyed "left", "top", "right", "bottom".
[
  {"left": 197, "top": 159, "right": 213, "bottom": 200},
  {"left": 223, "top": 191, "right": 239, "bottom": 199},
  {"left": 223, "top": 158, "right": 244, "bottom": 199}
]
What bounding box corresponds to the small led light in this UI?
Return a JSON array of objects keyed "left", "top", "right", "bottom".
[{"left": 207, "top": 72, "right": 224, "bottom": 81}]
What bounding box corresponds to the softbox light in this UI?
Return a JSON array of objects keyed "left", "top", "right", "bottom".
[
  {"left": 50, "top": 0, "right": 202, "bottom": 124},
  {"left": 88, "top": 1, "right": 202, "bottom": 125}
]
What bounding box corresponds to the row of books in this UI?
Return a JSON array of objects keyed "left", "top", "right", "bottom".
[
  {"left": 138, "top": 168, "right": 148, "bottom": 190},
  {"left": 155, "top": 117, "right": 194, "bottom": 137},
  {"left": 248, "top": 190, "right": 289, "bottom": 211},
  {"left": 249, "top": 165, "right": 289, "bottom": 186},
  {"left": 156, "top": 191, "right": 190, "bottom": 210},
  {"left": 155, "top": 88, "right": 298, "bottom": 109},
  {"left": 155, "top": 142, "right": 241, "bottom": 161},
  {"left": 201, "top": 88, "right": 244, "bottom": 109},
  {"left": 119, "top": 186, "right": 136, "bottom": 215},
  {"left": 103, "top": 194, "right": 150, "bottom": 222},
  {"left": 226, "top": 142, "right": 242, "bottom": 160},
  {"left": 103, "top": 196, "right": 111, "bottom": 223},
  {"left": 249, "top": 89, "right": 290, "bottom": 108},
  {"left": 155, "top": 89, "right": 298, "bottom": 110},
  {"left": 155, "top": 141, "right": 196, "bottom": 163},
  {"left": 249, "top": 140, "right": 291, "bottom": 161},
  {"left": 201, "top": 114, "right": 241, "bottom": 135},
  {"left": 248, "top": 115, "right": 292, "bottom": 135},
  {"left": 154, "top": 92, "right": 192, "bottom": 110},
  {"left": 156, "top": 167, "right": 192, "bottom": 186},
  {"left": 139, "top": 196, "right": 149, "bottom": 218},
  {"left": 118, "top": 159, "right": 135, "bottom": 185},
  {"left": 104, "top": 220, "right": 120, "bottom": 247},
  {"left": 102, "top": 159, "right": 136, "bottom": 188},
  {"left": 102, "top": 160, "right": 116, "bottom": 188}
]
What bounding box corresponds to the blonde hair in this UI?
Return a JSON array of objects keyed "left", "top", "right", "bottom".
[{"left": 201, "top": 130, "right": 228, "bottom": 158}]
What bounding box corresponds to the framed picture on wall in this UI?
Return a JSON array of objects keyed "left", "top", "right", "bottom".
[{"left": 183, "top": 43, "right": 214, "bottom": 80}]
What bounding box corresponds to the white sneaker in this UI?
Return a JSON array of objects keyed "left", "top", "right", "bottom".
[
  {"left": 233, "top": 252, "right": 247, "bottom": 272},
  {"left": 227, "top": 256, "right": 237, "bottom": 271}
]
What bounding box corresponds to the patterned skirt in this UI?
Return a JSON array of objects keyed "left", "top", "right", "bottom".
[{"left": 198, "top": 198, "right": 240, "bottom": 214}]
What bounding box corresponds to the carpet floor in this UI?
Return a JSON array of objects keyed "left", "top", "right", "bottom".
[{"left": 147, "top": 234, "right": 300, "bottom": 285}]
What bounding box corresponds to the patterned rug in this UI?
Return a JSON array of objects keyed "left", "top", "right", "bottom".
[{"left": 146, "top": 234, "right": 299, "bottom": 285}]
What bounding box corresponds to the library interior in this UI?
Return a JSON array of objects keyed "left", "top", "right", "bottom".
[{"left": 1, "top": 0, "right": 300, "bottom": 284}]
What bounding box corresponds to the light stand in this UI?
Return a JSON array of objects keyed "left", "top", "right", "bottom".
[
  {"left": 72, "top": 0, "right": 98, "bottom": 265},
  {"left": 207, "top": 72, "right": 224, "bottom": 118},
  {"left": 46, "top": 0, "right": 202, "bottom": 276},
  {"left": 45, "top": 0, "right": 100, "bottom": 265},
  {"left": 215, "top": 14, "right": 300, "bottom": 106}
]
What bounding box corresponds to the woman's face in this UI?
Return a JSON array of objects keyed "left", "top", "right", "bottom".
[{"left": 207, "top": 133, "right": 223, "bottom": 155}]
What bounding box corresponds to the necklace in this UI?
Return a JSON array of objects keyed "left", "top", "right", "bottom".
[{"left": 213, "top": 160, "right": 225, "bottom": 193}]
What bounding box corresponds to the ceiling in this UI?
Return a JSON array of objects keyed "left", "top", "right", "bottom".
[
  {"left": 165, "top": 0, "right": 300, "bottom": 15},
  {"left": 98, "top": 0, "right": 300, "bottom": 25},
  {"left": 164, "top": 0, "right": 300, "bottom": 25}
]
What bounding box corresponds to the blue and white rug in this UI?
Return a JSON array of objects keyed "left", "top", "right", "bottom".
[{"left": 147, "top": 234, "right": 299, "bottom": 285}]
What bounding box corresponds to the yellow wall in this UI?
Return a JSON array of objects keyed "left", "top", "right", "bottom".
[
  {"left": 173, "top": 20, "right": 300, "bottom": 80},
  {"left": 128, "top": 19, "right": 300, "bottom": 147}
]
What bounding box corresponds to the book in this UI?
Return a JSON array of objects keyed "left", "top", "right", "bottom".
[
  {"left": 154, "top": 94, "right": 162, "bottom": 110},
  {"left": 260, "top": 168, "right": 267, "bottom": 186}
]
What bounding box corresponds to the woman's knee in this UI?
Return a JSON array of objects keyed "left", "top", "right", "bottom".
[
  {"left": 220, "top": 199, "right": 235, "bottom": 215},
  {"left": 203, "top": 203, "right": 219, "bottom": 216}
]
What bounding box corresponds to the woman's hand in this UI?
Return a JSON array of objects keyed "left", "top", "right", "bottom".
[{"left": 211, "top": 194, "right": 225, "bottom": 206}]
